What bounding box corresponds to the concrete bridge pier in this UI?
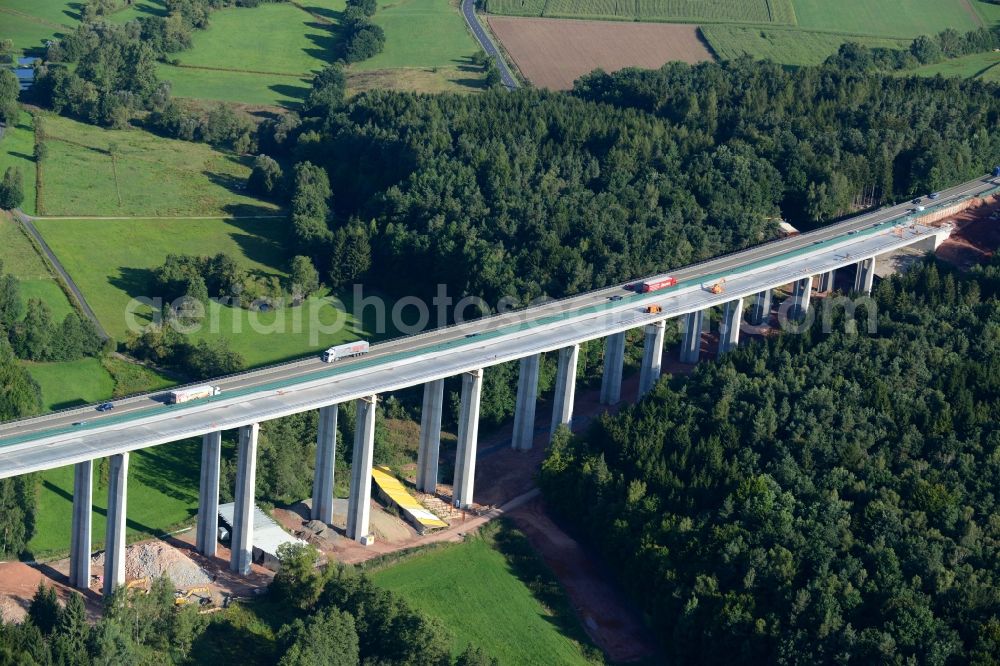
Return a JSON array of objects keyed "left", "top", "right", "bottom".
[
  {"left": 680, "top": 310, "right": 704, "bottom": 364},
  {"left": 69, "top": 460, "right": 93, "bottom": 590},
  {"left": 311, "top": 405, "right": 339, "bottom": 524},
  {"left": 792, "top": 276, "right": 814, "bottom": 320},
  {"left": 453, "top": 369, "right": 483, "bottom": 508},
  {"left": 638, "top": 320, "right": 666, "bottom": 397},
  {"left": 550, "top": 344, "right": 580, "bottom": 439},
  {"left": 599, "top": 332, "right": 625, "bottom": 405},
  {"left": 230, "top": 423, "right": 259, "bottom": 575},
  {"left": 751, "top": 289, "right": 772, "bottom": 326},
  {"left": 347, "top": 396, "right": 377, "bottom": 543},
  {"left": 818, "top": 270, "right": 836, "bottom": 293},
  {"left": 416, "top": 380, "right": 444, "bottom": 493},
  {"left": 719, "top": 298, "right": 744, "bottom": 354},
  {"left": 512, "top": 354, "right": 540, "bottom": 450},
  {"left": 103, "top": 453, "right": 129, "bottom": 595},
  {"left": 854, "top": 257, "right": 875, "bottom": 294},
  {"left": 196, "top": 431, "right": 222, "bottom": 557}
]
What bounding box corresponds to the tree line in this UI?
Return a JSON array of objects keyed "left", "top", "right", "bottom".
[
  {"left": 539, "top": 257, "right": 1000, "bottom": 663},
  {"left": 0, "top": 549, "right": 498, "bottom": 665}
]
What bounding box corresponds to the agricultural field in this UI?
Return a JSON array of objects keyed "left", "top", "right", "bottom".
[
  {"left": 0, "top": 0, "right": 76, "bottom": 53},
  {"left": 32, "top": 217, "right": 367, "bottom": 366},
  {"left": 28, "top": 438, "right": 202, "bottom": 559},
  {"left": 488, "top": 16, "right": 712, "bottom": 89},
  {"left": 371, "top": 524, "right": 596, "bottom": 664},
  {"left": 791, "top": 0, "right": 981, "bottom": 38},
  {"left": 902, "top": 49, "right": 1000, "bottom": 80},
  {"left": 702, "top": 26, "right": 910, "bottom": 66},
  {"left": 486, "top": 0, "right": 796, "bottom": 24},
  {"left": 0, "top": 111, "right": 37, "bottom": 215},
  {"left": 37, "top": 114, "right": 277, "bottom": 217}
]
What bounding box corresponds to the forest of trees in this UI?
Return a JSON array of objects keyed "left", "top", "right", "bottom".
[
  {"left": 246, "top": 51, "right": 1000, "bottom": 314},
  {"left": 539, "top": 257, "right": 1000, "bottom": 664}
]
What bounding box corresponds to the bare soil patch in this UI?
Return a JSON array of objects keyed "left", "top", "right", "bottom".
[
  {"left": 487, "top": 16, "right": 713, "bottom": 90},
  {"left": 935, "top": 194, "right": 1000, "bottom": 269}
]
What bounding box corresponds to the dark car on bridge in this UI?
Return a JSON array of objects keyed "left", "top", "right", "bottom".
[{"left": 96, "top": 403, "right": 114, "bottom": 412}]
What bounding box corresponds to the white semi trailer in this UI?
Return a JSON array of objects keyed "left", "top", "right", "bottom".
[
  {"left": 167, "top": 385, "right": 222, "bottom": 404},
  {"left": 321, "top": 341, "right": 370, "bottom": 363}
]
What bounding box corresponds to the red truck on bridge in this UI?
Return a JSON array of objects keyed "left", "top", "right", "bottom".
[{"left": 635, "top": 277, "right": 678, "bottom": 293}]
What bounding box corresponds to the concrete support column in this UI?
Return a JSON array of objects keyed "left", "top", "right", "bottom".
[
  {"left": 196, "top": 432, "right": 222, "bottom": 557},
  {"left": 818, "top": 270, "right": 836, "bottom": 293},
  {"left": 347, "top": 396, "right": 377, "bottom": 543},
  {"left": 854, "top": 257, "right": 875, "bottom": 295},
  {"left": 230, "top": 423, "right": 259, "bottom": 575},
  {"left": 69, "top": 460, "right": 93, "bottom": 590},
  {"left": 792, "top": 276, "right": 814, "bottom": 320},
  {"left": 638, "top": 320, "right": 666, "bottom": 397},
  {"left": 680, "top": 310, "right": 704, "bottom": 364},
  {"left": 751, "top": 289, "right": 772, "bottom": 326},
  {"left": 511, "top": 354, "right": 540, "bottom": 451},
  {"left": 311, "top": 405, "right": 338, "bottom": 524},
  {"left": 416, "top": 380, "right": 444, "bottom": 493},
  {"left": 453, "top": 369, "right": 483, "bottom": 509},
  {"left": 719, "top": 297, "right": 744, "bottom": 355},
  {"left": 599, "top": 332, "right": 626, "bottom": 405},
  {"left": 103, "top": 453, "right": 129, "bottom": 596},
  {"left": 550, "top": 344, "right": 580, "bottom": 439}
]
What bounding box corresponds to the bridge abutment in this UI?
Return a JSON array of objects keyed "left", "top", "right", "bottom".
[
  {"left": 311, "top": 405, "right": 339, "bottom": 524},
  {"left": 69, "top": 460, "right": 93, "bottom": 590},
  {"left": 347, "top": 396, "right": 377, "bottom": 543},
  {"left": 416, "top": 380, "right": 444, "bottom": 492},
  {"left": 600, "top": 332, "right": 625, "bottom": 405},
  {"left": 512, "top": 354, "right": 540, "bottom": 450},
  {"left": 550, "top": 344, "right": 580, "bottom": 439},
  {"left": 103, "top": 453, "right": 129, "bottom": 595},
  {"left": 638, "top": 320, "right": 665, "bottom": 397},
  {"left": 230, "top": 423, "right": 259, "bottom": 575},
  {"left": 453, "top": 369, "right": 483, "bottom": 508}
]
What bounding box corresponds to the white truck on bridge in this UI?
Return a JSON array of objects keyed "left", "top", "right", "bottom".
[
  {"left": 167, "top": 385, "right": 222, "bottom": 404},
  {"left": 321, "top": 341, "right": 370, "bottom": 363}
]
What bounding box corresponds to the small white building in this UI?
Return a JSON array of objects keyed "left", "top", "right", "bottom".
[{"left": 217, "top": 503, "right": 306, "bottom": 571}]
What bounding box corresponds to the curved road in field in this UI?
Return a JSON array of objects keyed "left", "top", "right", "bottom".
[{"left": 461, "top": 0, "right": 519, "bottom": 90}]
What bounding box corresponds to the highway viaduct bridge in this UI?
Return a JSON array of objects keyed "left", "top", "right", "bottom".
[{"left": 1, "top": 175, "right": 996, "bottom": 596}]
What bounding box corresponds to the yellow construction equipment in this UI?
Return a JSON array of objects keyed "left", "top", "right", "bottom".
[
  {"left": 174, "top": 587, "right": 212, "bottom": 607},
  {"left": 372, "top": 466, "right": 448, "bottom": 533},
  {"left": 709, "top": 279, "right": 727, "bottom": 295}
]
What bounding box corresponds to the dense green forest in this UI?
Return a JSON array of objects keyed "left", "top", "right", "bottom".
[
  {"left": 540, "top": 257, "right": 1000, "bottom": 664},
  {"left": 258, "top": 53, "right": 1000, "bottom": 309}
]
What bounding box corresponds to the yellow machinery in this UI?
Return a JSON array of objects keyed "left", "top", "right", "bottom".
[
  {"left": 175, "top": 587, "right": 212, "bottom": 607},
  {"left": 709, "top": 279, "right": 727, "bottom": 295}
]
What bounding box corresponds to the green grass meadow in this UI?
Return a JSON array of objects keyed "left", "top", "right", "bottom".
[
  {"left": 28, "top": 438, "right": 202, "bottom": 559},
  {"left": 32, "top": 216, "right": 369, "bottom": 365},
  {"left": 354, "top": 0, "right": 483, "bottom": 71},
  {"left": 903, "top": 50, "right": 1000, "bottom": 79},
  {"left": 791, "top": 0, "right": 981, "bottom": 38},
  {"left": 0, "top": 111, "right": 37, "bottom": 215},
  {"left": 702, "top": 26, "right": 910, "bottom": 66},
  {"left": 371, "top": 526, "right": 596, "bottom": 664},
  {"left": 38, "top": 114, "right": 277, "bottom": 217}
]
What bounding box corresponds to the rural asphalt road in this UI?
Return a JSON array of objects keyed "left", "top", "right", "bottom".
[
  {"left": 12, "top": 209, "right": 110, "bottom": 340},
  {"left": 461, "top": 0, "right": 519, "bottom": 90}
]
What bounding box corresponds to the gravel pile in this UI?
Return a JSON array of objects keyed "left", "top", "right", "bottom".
[{"left": 92, "top": 541, "right": 212, "bottom": 588}]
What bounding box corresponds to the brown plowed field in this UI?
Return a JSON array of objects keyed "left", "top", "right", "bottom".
[{"left": 487, "top": 16, "right": 713, "bottom": 90}]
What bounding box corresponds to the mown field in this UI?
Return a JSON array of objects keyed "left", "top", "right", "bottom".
[
  {"left": 702, "top": 26, "right": 910, "bottom": 66},
  {"left": 791, "top": 0, "right": 981, "bottom": 38},
  {"left": 0, "top": 0, "right": 76, "bottom": 53},
  {"left": 903, "top": 49, "right": 1000, "bottom": 80},
  {"left": 0, "top": 111, "right": 37, "bottom": 215},
  {"left": 37, "top": 114, "right": 277, "bottom": 217},
  {"left": 371, "top": 524, "right": 596, "bottom": 664},
  {"left": 32, "top": 217, "right": 368, "bottom": 365},
  {"left": 28, "top": 438, "right": 202, "bottom": 559},
  {"left": 487, "top": 0, "right": 796, "bottom": 24}
]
